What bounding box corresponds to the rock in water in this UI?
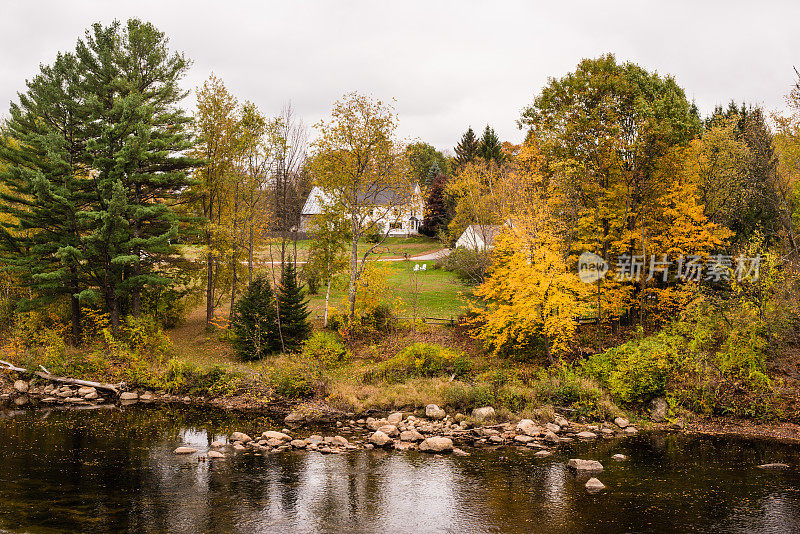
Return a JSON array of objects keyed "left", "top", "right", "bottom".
[
  {"left": 230, "top": 432, "right": 252, "bottom": 443},
  {"left": 400, "top": 430, "right": 424, "bottom": 442},
  {"left": 534, "top": 450, "right": 552, "bottom": 458},
  {"left": 614, "top": 417, "right": 630, "bottom": 429},
  {"left": 174, "top": 447, "right": 198, "bottom": 454},
  {"left": 119, "top": 392, "right": 139, "bottom": 401},
  {"left": 419, "top": 436, "right": 453, "bottom": 453},
  {"left": 207, "top": 450, "right": 225, "bottom": 459},
  {"left": 369, "top": 431, "right": 392, "bottom": 447},
  {"left": 425, "top": 404, "right": 446, "bottom": 420},
  {"left": 612, "top": 454, "right": 628, "bottom": 461},
  {"left": 261, "top": 431, "right": 291, "bottom": 442},
  {"left": 576, "top": 431, "right": 597, "bottom": 440},
  {"left": 471, "top": 406, "right": 496, "bottom": 421},
  {"left": 649, "top": 397, "right": 668, "bottom": 422},
  {"left": 290, "top": 440, "right": 307, "bottom": 449},
  {"left": 585, "top": 477, "right": 605, "bottom": 494},
  {"left": 757, "top": 463, "right": 790, "bottom": 469},
  {"left": 568, "top": 459, "right": 604, "bottom": 472},
  {"left": 377, "top": 424, "right": 399, "bottom": 437},
  {"left": 516, "top": 419, "right": 541, "bottom": 437},
  {"left": 13, "top": 380, "right": 29, "bottom": 394}
]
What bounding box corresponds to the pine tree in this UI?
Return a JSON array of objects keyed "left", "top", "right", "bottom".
[
  {"left": 277, "top": 257, "right": 311, "bottom": 352},
  {"left": 231, "top": 275, "right": 280, "bottom": 360},
  {"left": 75, "top": 20, "right": 197, "bottom": 326},
  {"left": 0, "top": 52, "right": 91, "bottom": 341},
  {"left": 453, "top": 127, "right": 479, "bottom": 170},
  {"left": 478, "top": 125, "right": 503, "bottom": 164}
]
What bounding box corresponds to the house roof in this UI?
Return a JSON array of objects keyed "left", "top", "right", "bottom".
[
  {"left": 302, "top": 183, "right": 421, "bottom": 216},
  {"left": 463, "top": 224, "right": 504, "bottom": 246}
]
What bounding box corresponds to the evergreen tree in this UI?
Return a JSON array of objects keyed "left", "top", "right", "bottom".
[
  {"left": 420, "top": 173, "right": 448, "bottom": 237},
  {"left": 231, "top": 275, "right": 280, "bottom": 360},
  {"left": 426, "top": 160, "right": 443, "bottom": 183},
  {"left": 277, "top": 257, "right": 311, "bottom": 352},
  {"left": 478, "top": 125, "right": 503, "bottom": 164},
  {"left": 0, "top": 52, "right": 90, "bottom": 341},
  {"left": 453, "top": 127, "right": 479, "bottom": 170},
  {"left": 75, "top": 20, "right": 198, "bottom": 326}
]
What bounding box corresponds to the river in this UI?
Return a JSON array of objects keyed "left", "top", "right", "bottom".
[{"left": 1, "top": 406, "right": 799, "bottom": 533}]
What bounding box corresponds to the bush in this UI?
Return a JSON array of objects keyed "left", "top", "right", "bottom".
[
  {"left": 442, "top": 247, "right": 491, "bottom": 284},
  {"left": 337, "top": 303, "right": 399, "bottom": 341},
  {"left": 583, "top": 329, "right": 681, "bottom": 405},
  {"left": 302, "top": 331, "right": 350, "bottom": 368},
  {"left": 266, "top": 361, "right": 323, "bottom": 399},
  {"left": 365, "top": 342, "right": 472, "bottom": 383},
  {"left": 159, "top": 359, "right": 241, "bottom": 396}
]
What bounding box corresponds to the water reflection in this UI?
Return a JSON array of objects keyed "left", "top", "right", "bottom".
[{"left": 0, "top": 407, "right": 799, "bottom": 533}]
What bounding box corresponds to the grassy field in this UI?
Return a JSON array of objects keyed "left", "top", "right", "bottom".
[{"left": 306, "top": 261, "right": 470, "bottom": 320}]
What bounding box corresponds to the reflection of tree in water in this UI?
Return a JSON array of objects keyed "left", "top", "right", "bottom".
[{"left": 3, "top": 408, "right": 800, "bottom": 533}]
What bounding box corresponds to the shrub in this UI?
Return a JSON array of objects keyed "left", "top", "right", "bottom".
[
  {"left": 365, "top": 342, "right": 472, "bottom": 383},
  {"left": 266, "top": 361, "right": 322, "bottom": 399},
  {"left": 302, "top": 331, "right": 350, "bottom": 368},
  {"left": 230, "top": 275, "right": 280, "bottom": 360},
  {"left": 442, "top": 247, "right": 491, "bottom": 284},
  {"left": 159, "top": 359, "right": 241, "bottom": 396},
  {"left": 583, "top": 329, "right": 681, "bottom": 405}
]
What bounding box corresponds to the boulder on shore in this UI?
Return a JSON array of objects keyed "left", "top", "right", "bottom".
[
  {"left": 13, "top": 380, "right": 29, "bottom": 394},
  {"left": 284, "top": 411, "right": 305, "bottom": 424},
  {"left": 119, "top": 392, "right": 138, "bottom": 401},
  {"left": 419, "top": 436, "right": 454, "bottom": 453},
  {"left": 425, "top": 404, "right": 446, "bottom": 420},
  {"left": 471, "top": 406, "right": 496, "bottom": 421},
  {"left": 387, "top": 412, "right": 404, "bottom": 425},
  {"left": 614, "top": 417, "right": 630, "bottom": 429},
  {"left": 516, "top": 419, "right": 541, "bottom": 437}
]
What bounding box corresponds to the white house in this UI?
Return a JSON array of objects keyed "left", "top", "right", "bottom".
[
  {"left": 455, "top": 219, "right": 518, "bottom": 250},
  {"left": 301, "top": 183, "right": 425, "bottom": 236}
]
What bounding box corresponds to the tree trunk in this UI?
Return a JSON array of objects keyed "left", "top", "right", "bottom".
[
  {"left": 206, "top": 251, "right": 214, "bottom": 327},
  {"left": 248, "top": 225, "right": 254, "bottom": 285},
  {"left": 348, "top": 231, "right": 358, "bottom": 319},
  {"left": 324, "top": 277, "right": 332, "bottom": 327}
]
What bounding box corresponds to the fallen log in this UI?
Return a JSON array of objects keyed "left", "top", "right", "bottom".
[{"left": 0, "top": 360, "right": 123, "bottom": 395}]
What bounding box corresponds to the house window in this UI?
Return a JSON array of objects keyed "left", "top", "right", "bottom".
[{"left": 389, "top": 222, "right": 402, "bottom": 230}]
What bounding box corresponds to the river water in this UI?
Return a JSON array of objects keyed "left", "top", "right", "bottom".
[{"left": 0, "top": 406, "right": 799, "bottom": 533}]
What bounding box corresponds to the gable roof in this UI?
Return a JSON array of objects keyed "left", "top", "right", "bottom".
[
  {"left": 466, "top": 224, "right": 504, "bottom": 247},
  {"left": 301, "top": 183, "right": 422, "bottom": 216}
]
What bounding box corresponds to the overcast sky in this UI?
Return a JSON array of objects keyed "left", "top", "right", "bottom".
[{"left": 1, "top": 1, "right": 799, "bottom": 153}]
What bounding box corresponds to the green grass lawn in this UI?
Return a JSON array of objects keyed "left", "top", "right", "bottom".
[{"left": 307, "top": 261, "right": 471, "bottom": 320}]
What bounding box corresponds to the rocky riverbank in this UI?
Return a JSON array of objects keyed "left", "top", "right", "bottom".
[{"left": 4, "top": 375, "right": 800, "bottom": 447}]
